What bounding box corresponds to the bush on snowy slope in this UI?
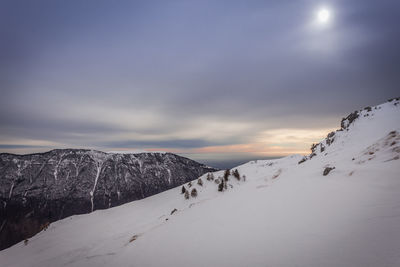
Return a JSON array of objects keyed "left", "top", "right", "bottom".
[
  {"left": 184, "top": 190, "right": 190, "bottom": 199},
  {"left": 190, "top": 188, "right": 198, "bottom": 198},
  {"left": 180, "top": 168, "right": 246, "bottom": 198},
  {"left": 233, "top": 169, "right": 241, "bottom": 180},
  {"left": 223, "top": 169, "right": 230, "bottom": 181},
  {"left": 218, "top": 180, "right": 224, "bottom": 192}
]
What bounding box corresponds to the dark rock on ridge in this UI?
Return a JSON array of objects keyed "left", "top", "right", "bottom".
[
  {"left": 341, "top": 111, "right": 359, "bottom": 130},
  {"left": 323, "top": 167, "right": 335, "bottom": 176}
]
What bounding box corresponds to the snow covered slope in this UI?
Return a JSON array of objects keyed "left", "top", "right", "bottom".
[{"left": 1, "top": 99, "right": 399, "bottom": 267}]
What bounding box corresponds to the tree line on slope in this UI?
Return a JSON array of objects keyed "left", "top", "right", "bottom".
[{"left": 181, "top": 169, "right": 245, "bottom": 199}]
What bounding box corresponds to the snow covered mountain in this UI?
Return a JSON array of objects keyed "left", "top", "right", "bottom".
[
  {"left": 0, "top": 150, "right": 216, "bottom": 250},
  {"left": 1, "top": 98, "right": 399, "bottom": 267}
]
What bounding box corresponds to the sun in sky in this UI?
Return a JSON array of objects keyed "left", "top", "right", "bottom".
[
  {"left": 317, "top": 8, "right": 331, "bottom": 24},
  {"left": 312, "top": 5, "right": 334, "bottom": 28}
]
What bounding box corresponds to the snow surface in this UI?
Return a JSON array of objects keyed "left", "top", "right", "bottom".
[{"left": 1, "top": 100, "right": 400, "bottom": 267}]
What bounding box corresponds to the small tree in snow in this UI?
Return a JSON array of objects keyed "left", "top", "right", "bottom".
[
  {"left": 191, "top": 188, "right": 198, "bottom": 197},
  {"left": 233, "top": 169, "right": 240, "bottom": 180},
  {"left": 184, "top": 190, "right": 190, "bottom": 199},
  {"left": 197, "top": 178, "right": 203, "bottom": 186},
  {"left": 206, "top": 173, "right": 214, "bottom": 181},
  {"left": 218, "top": 181, "right": 224, "bottom": 192},
  {"left": 181, "top": 186, "right": 186, "bottom": 194},
  {"left": 224, "top": 169, "right": 230, "bottom": 182}
]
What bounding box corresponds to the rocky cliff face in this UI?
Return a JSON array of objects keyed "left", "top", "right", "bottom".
[{"left": 0, "top": 149, "right": 216, "bottom": 250}]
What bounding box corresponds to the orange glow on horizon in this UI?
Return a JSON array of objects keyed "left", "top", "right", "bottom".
[
  {"left": 142, "top": 127, "right": 335, "bottom": 156},
  {"left": 1, "top": 127, "right": 335, "bottom": 157}
]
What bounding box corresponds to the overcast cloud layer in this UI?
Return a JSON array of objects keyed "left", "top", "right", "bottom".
[{"left": 0, "top": 0, "right": 399, "bottom": 167}]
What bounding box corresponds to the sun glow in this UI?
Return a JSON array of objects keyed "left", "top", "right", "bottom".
[{"left": 316, "top": 7, "right": 332, "bottom": 24}]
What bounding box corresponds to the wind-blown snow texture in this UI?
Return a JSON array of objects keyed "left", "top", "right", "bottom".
[
  {"left": 1, "top": 99, "right": 399, "bottom": 267},
  {"left": 0, "top": 150, "right": 216, "bottom": 250}
]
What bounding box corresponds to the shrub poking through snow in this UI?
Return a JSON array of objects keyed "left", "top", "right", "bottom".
[
  {"left": 170, "top": 208, "right": 178, "bottom": 215},
  {"left": 233, "top": 169, "right": 240, "bottom": 180},
  {"left": 320, "top": 144, "right": 325, "bottom": 153},
  {"left": 272, "top": 169, "right": 282, "bottom": 179},
  {"left": 129, "top": 235, "right": 139, "bottom": 243},
  {"left": 181, "top": 186, "right": 186, "bottom": 194},
  {"left": 197, "top": 178, "right": 203, "bottom": 186},
  {"left": 326, "top": 131, "right": 335, "bottom": 146},
  {"left": 323, "top": 167, "right": 335, "bottom": 176},
  {"left": 206, "top": 173, "right": 214, "bottom": 181},
  {"left": 184, "top": 190, "right": 190, "bottom": 199},
  {"left": 191, "top": 188, "right": 198, "bottom": 197},
  {"left": 311, "top": 143, "right": 318, "bottom": 153},
  {"left": 242, "top": 175, "right": 246, "bottom": 181},
  {"left": 218, "top": 181, "right": 224, "bottom": 192},
  {"left": 298, "top": 157, "right": 307, "bottom": 164},
  {"left": 40, "top": 222, "right": 50, "bottom": 232},
  {"left": 24, "top": 239, "right": 29, "bottom": 245},
  {"left": 224, "top": 169, "right": 230, "bottom": 181},
  {"left": 188, "top": 182, "right": 192, "bottom": 188}
]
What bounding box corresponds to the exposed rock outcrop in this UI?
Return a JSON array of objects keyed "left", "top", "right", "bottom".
[
  {"left": 298, "top": 98, "right": 399, "bottom": 165},
  {"left": 323, "top": 167, "right": 335, "bottom": 176},
  {"left": 341, "top": 111, "right": 359, "bottom": 130}
]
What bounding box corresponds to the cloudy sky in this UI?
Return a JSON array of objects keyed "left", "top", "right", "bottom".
[{"left": 1, "top": 0, "right": 399, "bottom": 168}]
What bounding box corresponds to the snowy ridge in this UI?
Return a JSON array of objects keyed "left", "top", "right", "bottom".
[
  {"left": 0, "top": 99, "right": 399, "bottom": 267},
  {"left": 107, "top": 150, "right": 167, "bottom": 154},
  {"left": 299, "top": 97, "right": 400, "bottom": 164}
]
